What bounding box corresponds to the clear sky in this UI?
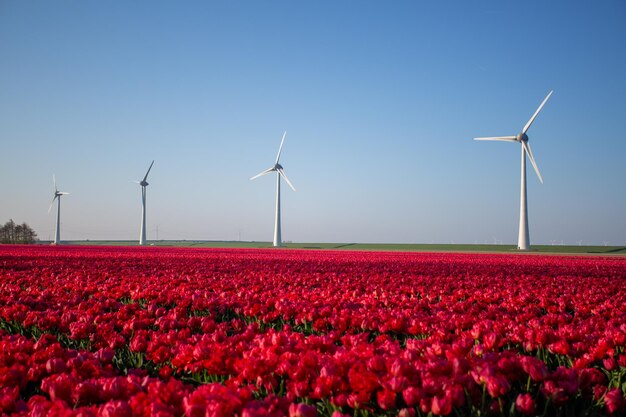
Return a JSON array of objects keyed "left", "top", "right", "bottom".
[{"left": 1, "top": 1, "right": 625, "bottom": 245}]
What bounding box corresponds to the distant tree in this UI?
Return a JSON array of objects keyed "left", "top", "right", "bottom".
[{"left": 0, "top": 220, "right": 38, "bottom": 244}]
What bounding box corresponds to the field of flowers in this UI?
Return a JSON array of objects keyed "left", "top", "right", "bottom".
[{"left": 1, "top": 245, "right": 625, "bottom": 417}]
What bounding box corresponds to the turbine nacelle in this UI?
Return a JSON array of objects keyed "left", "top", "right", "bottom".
[
  {"left": 516, "top": 133, "right": 529, "bottom": 143},
  {"left": 137, "top": 160, "right": 155, "bottom": 188},
  {"left": 274, "top": 163, "right": 283, "bottom": 171}
]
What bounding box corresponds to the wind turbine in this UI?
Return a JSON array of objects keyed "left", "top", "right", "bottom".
[
  {"left": 474, "top": 90, "right": 553, "bottom": 251},
  {"left": 48, "top": 175, "right": 69, "bottom": 245},
  {"left": 135, "top": 160, "right": 155, "bottom": 246},
  {"left": 250, "top": 131, "right": 296, "bottom": 247}
]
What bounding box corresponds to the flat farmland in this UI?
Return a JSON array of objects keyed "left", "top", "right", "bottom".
[
  {"left": 1, "top": 245, "right": 626, "bottom": 416},
  {"left": 61, "top": 240, "right": 626, "bottom": 256}
]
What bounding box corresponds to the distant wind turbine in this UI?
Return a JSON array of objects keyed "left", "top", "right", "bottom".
[
  {"left": 135, "top": 160, "right": 155, "bottom": 246},
  {"left": 474, "top": 90, "right": 553, "bottom": 251},
  {"left": 48, "top": 175, "right": 69, "bottom": 245},
  {"left": 250, "top": 132, "right": 296, "bottom": 247}
]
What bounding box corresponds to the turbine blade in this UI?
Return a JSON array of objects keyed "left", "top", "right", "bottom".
[
  {"left": 143, "top": 160, "right": 155, "bottom": 182},
  {"left": 250, "top": 167, "right": 275, "bottom": 180},
  {"left": 48, "top": 196, "right": 58, "bottom": 213},
  {"left": 53, "top": 174, "right": 57, "bottom": 192},
  {"left": 473, "top": 136, "right": 517, "bottom": 141},
  {"left": 522, "top": 141, "right": 543, "bottom": 184},
  {"left": 278, "top": 168, "right": 296, "bottom": 192},
  {"left": 59, "top": 192, "right": 70, "bottom": 195},
  {"left": 522, "top": 90, "right": 553, "bottom": 134},
  {"left": 275, "top": 131, "right": 287, "bottom": 164}
]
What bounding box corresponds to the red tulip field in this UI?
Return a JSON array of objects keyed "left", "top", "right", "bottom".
[{"left": 1, "top": 245, "right": 625, "bottom": 416}]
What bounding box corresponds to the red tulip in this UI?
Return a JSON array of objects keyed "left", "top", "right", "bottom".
[
  {"left": 397, "top": 408, "right": 416, "bottom": 417},
  {"left": 541, "top": 380, "right": 568, "bottom": 406},
  {"left": 72, "top": 381, "right": 100, "bottom": 406},
  {"left": 444, "top": 383, "right": 465, "bottom": 408},
  {"left": 288, "top": 403, "right": 317, "bottom": 417},
  {"left": 129, "top": 332, "right": 148, "bottom": 353},
  {"left": 593, "top": 385, "right": 608, "bottom": 401},
  {"left": 402, "top": 386, "right": 422, "bottom": 407},
  {"left": 520, "top": 356, "right": 548, "bottom": 382},
  {"left": 603, "top": 357, "right": 618, "bottom": 371},
  {"left": 348, "top": 363, "right": 379, "bottom": 393},
  {"left": 431, "top": 394, "right": 452, "bottom": 416},
  {"left": 100, "top": 400, "right": 132, "bottom": 417},
  {"left": 515, "top": 393, "right": 536, "bottom": 415},
  {"left": 45, "top": 357, "right": 67, "bottom": 375},
  {"left": 485, "top": 375, "right": 510, "bottom": 398},
  {"left": 41, "top": 374, "right": 74, "bottom": 403},
  {"left": 376, "top": 389, "right": 396, "bottom": 410},
  {"left": 604, "top": 388, "right": 626, "bottom": 415}
]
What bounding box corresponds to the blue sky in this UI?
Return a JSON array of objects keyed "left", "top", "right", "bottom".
[{"left": 1, "top": 1, "right": 625, "bottom": 245}]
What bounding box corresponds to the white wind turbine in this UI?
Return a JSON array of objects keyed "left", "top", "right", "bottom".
[
  {"left": 135, "top": 160, "right": 155, "bottom": 246},
  {"left": 250, "top": 131, "right": 296, "bottom": 247},
  {"left": 48, "top": 175, "right": 69, "bottom": 245},
  {"left": 474, "top": 90, "right": 553, "bottom": 251}
]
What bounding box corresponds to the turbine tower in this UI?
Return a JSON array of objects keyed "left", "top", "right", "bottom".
[
  {"left": 48, "top": 175, "right": 69, "bottom": 245},
  {"left": 474, "top": 90, "right": 553, "bottom": 250},
  {"left": 136, "top": 160, "right": 155, "bottom": 246},
  {"left": 250, "top": 131, "right": 296, "bottom": 247}
]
